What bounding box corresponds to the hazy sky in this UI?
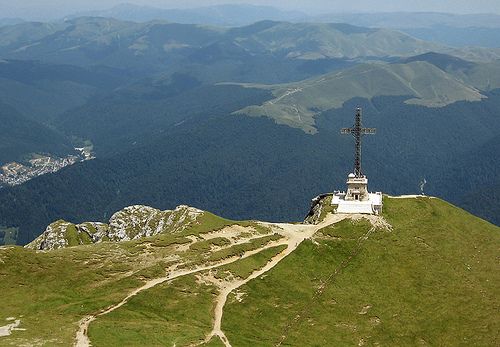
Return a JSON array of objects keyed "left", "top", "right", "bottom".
[{"left": 2, "top": 0, "right": 500, "bottom": 19}]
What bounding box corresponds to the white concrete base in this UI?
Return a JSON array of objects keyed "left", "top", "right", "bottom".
[{"left": 332, "top": 192, "right": 383, "bottom": 215}]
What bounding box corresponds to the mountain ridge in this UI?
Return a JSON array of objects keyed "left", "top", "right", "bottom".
[
  {"left": 1, "top": 17, "right": 498, "bottom": 73},
  {"left": 68, "top": 3, "right": 306, "bottom": 26}
]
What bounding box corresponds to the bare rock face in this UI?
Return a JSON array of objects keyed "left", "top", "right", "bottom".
[
  {"left": 304, "top": 194, "right": 333, "bottom": 224},
  {"left": 107, "top": 205, "right": 204, "bottom": 241},
  {"left": 25, "top": 220, "right": 108, "bottom": 250},
  {"left": 26, "top": 205, "right": 204, "bottom": 250}
]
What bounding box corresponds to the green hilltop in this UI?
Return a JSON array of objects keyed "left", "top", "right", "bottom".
[
  {"left": 402, "top": 52, "right": 500, "bottom": 91},
  {"left": 234, "top": 60, "right": 486, "bottom": 133},
  {"left": 0, "top": 197, "right": 498, "bottom": 346},
  {"left": 224, "top": 22, "right": 443, "bottom": 60}
]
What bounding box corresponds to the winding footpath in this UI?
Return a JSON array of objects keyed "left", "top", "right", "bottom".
[{"left": 74, "top": 214, "right": 346, "bottom": 347}]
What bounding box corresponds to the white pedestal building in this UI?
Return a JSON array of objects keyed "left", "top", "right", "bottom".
[{"left": 332, "top": 174, "right": 383, "bottom": 215}]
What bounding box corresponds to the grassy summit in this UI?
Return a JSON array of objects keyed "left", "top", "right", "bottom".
[
  {"left": 0, "top": 197, "right": 498, "bottom": 346},
  {"left": 223, "top": 197, "right": 499, "bottom": 346}
]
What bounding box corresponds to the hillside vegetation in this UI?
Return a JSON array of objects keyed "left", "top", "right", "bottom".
[
  {"left": 0, "top": 59, "right": 134, "bottom": 122},
  {"left": 0, "top": 103, "right": 73, "bottom": 164},
  {"left": 0, "top": 59, "right": 138, "bottom": 163},
  {"left": 0, "top": 197, "right": 498, "bottom": 346}
]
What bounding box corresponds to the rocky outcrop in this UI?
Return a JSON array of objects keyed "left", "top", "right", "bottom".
[
  {"left": 26, "top": 205, "right": 204, "bottom": 250},
  {"left": 25, "top": 220, "right": 109, "bottom": 251},
  {"left": 304, "top": 193, "right": 333, "bottom": 225}
]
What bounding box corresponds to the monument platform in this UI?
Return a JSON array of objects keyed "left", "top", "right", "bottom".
[{"left": 332, "top": 191, "right": 383, "bottom": 215}]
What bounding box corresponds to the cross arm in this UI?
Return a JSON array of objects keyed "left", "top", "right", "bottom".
[
  {"left": 340, "top": 128, "right": 352, "bottom": 134},
  {"left": 361, "top": 128, "right": 376, "bottom": 134}
]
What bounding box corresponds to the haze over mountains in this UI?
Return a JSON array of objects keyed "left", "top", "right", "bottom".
[
  {"left": 3, "top": 3, "right": 500, "bottom": 47},
  {"left": 0, "top": 18, "right": 462, "bottom": 70},
  {"left": 70, "top": 3, "right": 305, "bottom": 26},
  {"left": 54, "top": 3, "right": 500, "bottom": 29},
  {"left": 0, "top": 5, "right": 499, "bottom": 246},
  {"left": 67, "top": 3, "right": 500, "bottom": 49}
]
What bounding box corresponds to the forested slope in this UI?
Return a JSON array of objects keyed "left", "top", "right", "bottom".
[{"left": 2, "top": 90, "right": 499, "bottom": 245}]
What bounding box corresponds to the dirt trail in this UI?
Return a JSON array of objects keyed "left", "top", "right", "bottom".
[
  {"left": 75, "top": 241, "right": 286, "bottom": 347},
  {"left": 74, "top": 214, "right": 345, "bottom": 347},
  {"left": 196, "top": 214, "right": 347, "bottom": 347}
]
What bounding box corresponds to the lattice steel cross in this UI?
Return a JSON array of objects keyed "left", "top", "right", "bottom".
[{"left": 341, "top": 107, "right": 376, "bottom": 178}]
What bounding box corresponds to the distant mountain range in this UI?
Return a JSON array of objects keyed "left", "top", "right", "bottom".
[
  {"left": 1, "top": 17, "right": 498, "bottom": 75},
  {"left": 69, "top": 3, "right": 306, "bottom": 26},
  {"left": 4, "top": 4, "right": 500, "bottom": 48},
  {"left": 314, "top": 12, "right": 500, "bottom": 48},
  {"left": 312, "top": 12, "right": 500, "bottom": 29},
  {"left": 0, "top": 18, "right": 443, "bottom": 70},
  {"left": 66, "top": 4, "right": 500, "bottom": 48},
  {"left": 69, "top": 4, "right": 500, "bottom": 29}
]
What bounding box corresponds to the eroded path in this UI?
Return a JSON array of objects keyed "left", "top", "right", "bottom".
[
  {"left": 74, "top": 240, "right": 286, "bottom": 347},
  {"left": 195, "top": 215, "right": 347, "bottom": 347},
  {"left": 74, "top": 214, "right": 347, "bottom": 347}
]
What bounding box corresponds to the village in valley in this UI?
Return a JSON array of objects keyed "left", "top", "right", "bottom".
[{"left": 0, "top": 147, "right": 94, "bottom": 188}]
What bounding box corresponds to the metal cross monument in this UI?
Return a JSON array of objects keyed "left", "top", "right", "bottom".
[{"left": 341, "top": 108, "right": 376, "bottom": 178}]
